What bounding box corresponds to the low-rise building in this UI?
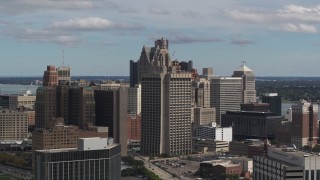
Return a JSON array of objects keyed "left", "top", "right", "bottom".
[
  {"left": 0, "top": 110, "right": 29, "bottom": 141},
  {"left": 199, "top": 160, "right": 242, "bottom": 179},
  {"left": 193, "top": 123, "right": 232, "bottom": 142},
  {"left": 229, "top": 139, "right": 262, "bottom": 156},
  {"left": 222, "top": 111, "right": 282, "bottom": 140},
  {"left": 35, "top": 137, "right": 121, "bottom": 180},
  {"left": 254, "top": 146, "right": 320, "bottom": 180},
  {"left": 192, "top": 138, "right": 228, "bottom": 153}
]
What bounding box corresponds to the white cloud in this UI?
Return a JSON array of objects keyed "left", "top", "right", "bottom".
[
  {"left": 0, "top": 0, "right": 94, "bottom": 14},
  {"left": 149, "top": 8, "right": 170, "bottom": 15},
  {"left": 228, "top": 10, "right": 269, "bottom": 23},
  {"left": 3, "top": 27, "right": 81, "bottom": 45},
  {"left": 51, "top": 17, "right": 114, "bottom": 30},
  {"left": 278, "top": 4, "right": 320, "bottom": 23},
  {"left": 227, "top": 4, "right": 320, "bottom": 33},
  {"left": 50, "top": 17, "right": 145, "bottom": 31},
  {"left": 279, "top": 23, "right": 317, "bottom": 33}
]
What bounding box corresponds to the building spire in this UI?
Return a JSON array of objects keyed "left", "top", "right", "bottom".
[{"left": 62, "top": 49, "right": 65, "bottom": 65}]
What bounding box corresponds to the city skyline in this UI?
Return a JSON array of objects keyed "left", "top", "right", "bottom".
[{"left": 1, "top": 0, "right": 320, "bottom": 76}]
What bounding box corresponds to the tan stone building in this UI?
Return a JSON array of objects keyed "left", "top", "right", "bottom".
[{"left": 0, "top": 110, "right": 29, "bottom": 141}]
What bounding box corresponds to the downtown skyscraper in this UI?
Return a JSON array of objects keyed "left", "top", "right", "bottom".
[{"left": 132, "top": 38, "right": 192, "bottom": 156}]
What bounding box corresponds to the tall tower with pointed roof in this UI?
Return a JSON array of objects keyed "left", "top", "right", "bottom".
[{"left": 232, "top": 65, "right": 256, "bottom": 103}]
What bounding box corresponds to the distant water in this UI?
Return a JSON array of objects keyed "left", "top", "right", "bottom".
[
  {"left": 282, "top": 103, "right": 320, "bottom": 117},
  {"left": 0, "top": 84, "right": 39, "bottom": 95}
]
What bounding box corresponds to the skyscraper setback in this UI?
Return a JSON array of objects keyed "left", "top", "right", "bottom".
[{"left": 43, "top": 65, "right": 58, "bottom": 87}]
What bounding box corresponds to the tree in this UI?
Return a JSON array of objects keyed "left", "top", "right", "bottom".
[{"left": 312, "top": 145, "right": 320, "bottom": 152}]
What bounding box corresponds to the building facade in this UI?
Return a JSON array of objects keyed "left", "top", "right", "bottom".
[
  {"left": 57, "top": 65, "right": 71, "bottom": 84},
  {"left": 35, "top": 138, "right": 121, "bottom": 180},
  {"left": 141, "top": 73, "right": 192, "bottom": 156},
  {"left": 128, "top": 84, "right": 141, "bottom": 115},
  {"left": 291, "top": 100, "right": 319, "bottom": 148},
  {"left": 193, "top": 107, "right": 216, "bottom": 126},
  {"left": 221, "top": 111, "right": 282, "bottom": 140},
  {"left": 232, "top": 65, "right": 256, "bottom": 103},
  {"left": 262, "top": 93, "right": 282, "bottom": 116},
  {"left": 128, "top": 113, "right": 141, "bottom": 141},
  {"left": 192, "top": 138, "right": 229, "bottom": 153},
  {"left": 193, "top": 123, "right": 232, "bottom": 142},
  {"left": 94, "top": 87, "right": 128, "bottom": 156},
  {"left": 35, "top": 86, "right": 57, "bottom": 129},
  {"left": 0, "top": 110, "right": 29, "bottom": 141},
  {"left": 68, "top": 86, "right": 95, "bottom": 129},
  {"left": 43, "top": 65, "right": 58, "bottom": 87},
  {"left": 210, "top": 77, "right": 243, "bottom": 125},
  {"left": 253, "top": 146, "right": 320, "bottom": 180}
]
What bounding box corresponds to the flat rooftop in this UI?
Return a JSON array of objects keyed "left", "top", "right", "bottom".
[{"left": 271, "top": 147, "right": 319, "bottom": 158}]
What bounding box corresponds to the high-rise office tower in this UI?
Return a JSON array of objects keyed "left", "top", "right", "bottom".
[
  {"left": 262, "top": 93, "right": 282, "bottom": 116},
  {"left": 132, "top": 38, "right": 192, "bottom": 156},
  {"left": 68, "top": 86, "right": 95, "bottom": 129},
  {"left": 191, "top": 78, "right": 210, "bottom": 108},
  {"left": 43, "top": 65, "right": 58, "bottom": 87},
  {"left": 128, "top": 84, "right": 141, "bottom": 115},
  {"left": 141, "top": 73, "right": 192, "bottom": 156},
  {"left": 35, "top": 65, "right": 59, "bottom": 129},
  {"left": 192, "top": 107, "right": 216, "bottom": 126},
  {"left": 180, "top": 60, "right": 193, "bottom": 72},
  {"left": 35, "top": 86, "right": 57, "bottom": 129},
  {"left": 202, "top": 67, "right": 214, "bottom": 79},
  {"left": 56, "top": 85, "right": 69, "bottom": 121},
  {"left": 129, "top": 60, "right": 139, "bottom": 87},
  {"left": 199, "top": 78, "right": 210, "bottom": 108},
  {"left": 210, "top": 77, "right": 242, "bottom": 125},
  {"left": 291, "top": 100, "right": 318, "bottom": 148},
  {"left": 130, "top": 38, "right": 178, "bottom": 86},
  {"left": 232, "top": 65, "right": 256, "bottom": 103},
  {"left": 94, "top": 87, "right": 128, "bottom": 156},
  {"left": 57, "top": 65, "right": 71, "bottom": 84}
]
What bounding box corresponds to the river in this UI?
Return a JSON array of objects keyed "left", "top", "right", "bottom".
[{"left": 0, "top": 84, "right": 39, "bottom": 95}]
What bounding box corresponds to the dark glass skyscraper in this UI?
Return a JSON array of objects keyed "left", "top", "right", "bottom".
[{"left": 262, "top": 93, "right": 281, "bottom": 116}]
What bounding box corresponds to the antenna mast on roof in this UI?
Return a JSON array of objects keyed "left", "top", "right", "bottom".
[
  {"left": 241, "top": 61, "right": 247, "bottom": 65},
  {"left": 62, "top": 49, "right": 65, "bottom": 65}
]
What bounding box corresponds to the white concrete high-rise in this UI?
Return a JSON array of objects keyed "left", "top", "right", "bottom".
[{"left": 232, "top": 65, "right": 256, "bottom": 103}]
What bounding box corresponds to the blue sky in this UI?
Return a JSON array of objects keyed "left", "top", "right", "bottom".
[{"left": 0, "top": 0, "right": 320, "bottom": 76}]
